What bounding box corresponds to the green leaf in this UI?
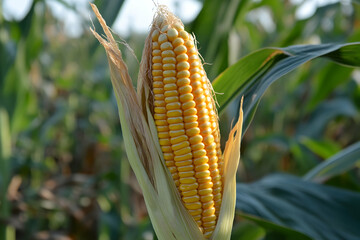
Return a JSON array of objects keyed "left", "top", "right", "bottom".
[
  {"left": 296, "top": 98, "right": 357, "bottom": 138},
  {"left": 213, "top": 43, "right": 360, "bottom": 132},
  {"left": 231, "top": 221, "right": 266, "bottom": 240},
  {"left": 238, "top": 213, "right": 312, "bottom": 240},
  {"left": 300, "top": 137, "right": 341, "bottom": 159},
  {"left": 0, "top": 108, "right": 11, "bottom": 239},
  {"left": 236, "top": 174, "right": 360, "bottom": 240},
  {"left": 303, "top": 141, "right": 360, "bottom": 182}
]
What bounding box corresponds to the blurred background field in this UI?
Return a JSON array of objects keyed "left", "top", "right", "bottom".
[{"left": 0, "top": 0, "right": 359, "bottom": 239}]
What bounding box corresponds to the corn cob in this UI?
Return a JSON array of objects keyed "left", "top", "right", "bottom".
[{"left": 151, "top": 19, "right": 222, "bottom": 238}]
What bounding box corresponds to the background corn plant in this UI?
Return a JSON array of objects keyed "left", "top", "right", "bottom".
[{"left": 0, "top": 0, "right": 359, "bottom": 240}]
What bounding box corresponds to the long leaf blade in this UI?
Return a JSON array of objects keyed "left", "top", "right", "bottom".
[
  {"left": 303, "top": 141, "right": 360, "bottom": 182},
  {"left": 236, "top": 174, "right": 360, "bottom": 240},
  {"left": 213, "top": 43, "right": 360, "bottom": 131}
]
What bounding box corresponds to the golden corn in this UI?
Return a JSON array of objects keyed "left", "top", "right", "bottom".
[{"left": 151, "top": 21, "right": 222, "bottom": 238}]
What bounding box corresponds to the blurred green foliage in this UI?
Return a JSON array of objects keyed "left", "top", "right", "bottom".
[{"left": 0, "top": 0, "right": 359, "bottom": 239}]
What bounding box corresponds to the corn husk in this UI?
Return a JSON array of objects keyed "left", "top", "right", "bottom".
[{"left": 90, "top": 4, "right": 243, "bottom": 240}]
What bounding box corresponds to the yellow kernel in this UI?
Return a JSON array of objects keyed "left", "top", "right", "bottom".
[
  {"left": 195, "top": 164, "right": 209, "bottom": 172},
  {"left": 157, "top": 125, "right": 169, "bottom": 132},
  {"left": 174, "top": 152, "right": 193, "bottom": 162},
  {"left": 167, "top": 28, "right": 178, "bottom": 41},
  {"left": 161, "top": 24, "right": 169, "bottom": 32},
  {"left": 163, "top": 70, "right": 176, "bottom": 77},
  {"left": 161, "top": 42, "right": 173, "bottom": 51},
  {"left": 189, "top": 209, "right": 202, "bottom": 216},
  {"left": 152, "top": 70, "right": 162, "bottom": 76},
  {"left": 185, "top": 40, "right": 194, "bottom": 49},
  {"left": 198, "top": 115, "right": 210, "bottom": 123},
  {"left": 182, "top": 101, "right": 196, "bottom": 110},
  {"left": 154, "top": 113, "right": 166, "bottom": 120},
  {"left": 174, "top": 23, "right": 184, "bottom": 32},
  {"left": 162, "top": 50, "right": 175, "bottom": 58},
  {"left": 183, "top": 108, "right": 197, "bottom": 116},
  {"left": 169, "top": 123, "right": 184, "bottom": 130},
  {"left": 194, "top": 156, "right": 208, "bottom": 165},
  {"left": 172, "top": 141, "right": 190, "bottom": 151},
  {"left": 164, "top": 90, "right": 178, "bottom": 97},
  {"left": 184, "top": 202, "right": 202, "bottom": 210},
  {"left": 161, "top": 146, "right": 172, "bottom": 152},
  {"left": 170, "top": 129, "right": 185, "bottom": 137},
  {"left": 193, "top": 88, "right": 204, "bottom": 96},
  {"left": 154, "top": 94, "right": 164, "bottom": 100},
  {"left": 155, "top": 119, "right": 167, "bottom": 126},
  {"left": 163, "top": 77, "right": 176, "bottom": 84},
  {"left": 167, "top": 117, "right": 183, "bottom": 124},
  {"left": 153, "top": 88, "right": 164, "bottom": 94},
  {"left": 184, "top": 115, "right": 198, "bottom": 123},
  {"left": 189, "top": 135, "right": 202, "bottom": 144},
  {"left": 180, "top": 182, "right": 198, "bottom": 191},
  {"left": 152, "top": 49, "right": 161, "bottom": 56},
  {"left": 163, "top": 63, "right": 175, "bottom": 70},
  {"left": 202, "top": 207, "right": 215, "bottom": 216},
  {"left": 200, "top": 194, "right": 213, "bottom": 203},
  {"left": 191, "top": 143, "right": 204, "bottom": 151},
  {"left": 202, "top": 201, "right": 214, "bottom": 210},
  {"left": 190, "top": 73, "right": 202, "bottom": 82},
  {"left": 166, "top": 102, "right": 181, "bottom": 110},
  {"left": 190, "top": 67, "right": 200, "bottom": 75},
  {"left": 203, "top": 221, "right": 216, "bottom": 228},
  {"left": 198, "top": 177, "right": 212, "bottom": 184},
  {"left": 179, "top": 85, "right": 192, "bottom": 94},
  {"left": 195, "top": 95, "right": 206, "bottom": 104},
  {"left": 177, "top": 78, "right": 190, "bottom": 87},
  {"left": 158, "top": 131, "right": 169, "bottom": 138},
  {"left": 167, "top": 109, "right": 182, "bottom": 117},
  {"left": 174, "top": 45, "right": 187, "bottom": 55},
  {"left": 152, "top": 30, "right": 159, "bottom": 41},
  {"left": 195, "top": 170, "right": 210, "bottom": 179},
  {"left": 180, "top": 176, "right": 196, "bottom": 184},
  {"left": 165, "top": 96, "right": 179, "bottom": 103},
  {"left": 153, "top": 76, "right": 163, "bottom": 82},
  {"left": 198, "top": 188, "right": 212, "bottom": 196},
  {"left": 152, "top": 56, "right": 162, "bottom": 63},
  {"left": 158, "top": 33, "right": 168, "bottom": 44},
  {"left": 177, "top": 70, "right": 190, "bottom": 78},
  {"left": 178, "top": 165, "right": 194, "bottom": 172},
  {"left": 175, "top": 158, "right": 193, "bottom": 166},
  {"left": 164, "top": 83, "right": 177, "bottom": 91},
  {"left": 182, "top": 194, "right": 200, "bottom": 203},
  {"left": 171, "top": 135, "right": 188, "bottom": 144},
  {"left": 188, "top": 47, "right": 197, "bottom": 55},
  {"left": 185, "top": 122, "right": 198, "bottom": 129},
  {"left": 153, "top": 81, "right": 164, "bottom": 88},
  {"left": 163, "top": 57, "right": 176, "bottom": 64},
  {"left": 179, "top": 171, "right": 195, "bottom": 178},
  {"left": 172, "top": 37, "right": 184, "bottom": 48},
  {"left": 168, "top": 166, "right": 177, "bottom": 173},
  {"left": 193, "top": 149, "right": 206, "bottom": 158},
  {"left": 174, "top": 146, "right": 191, "bottom": 156},
  {"left": 179, "top": 30, "right": 189, "bottom": 40},
  {"left": 180, "top": 93, "right": 194, "bottom": 103},
  {"left": 159, "top": 138, "right": 170, "bottom": 146},
  {"left": 164, "top": 153, "right": 174, "bottom": 160},
  {"left": 177, "top": 62, "right": 190, "bottom": 71},
  {"left": 199, "top": 182, "right": 213, "bottom": 190},
  {"left": 199, "top": 122, "right": 211, "bottom": 131},
  {"left": 154, "top": 107, "right": 166, "bottom": 113},
  {"left": 176, "top": 53, "right": 189, "bottom": 62},
  {"left": 152, "top": 41, "right": 160, "bottom": 49}
]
